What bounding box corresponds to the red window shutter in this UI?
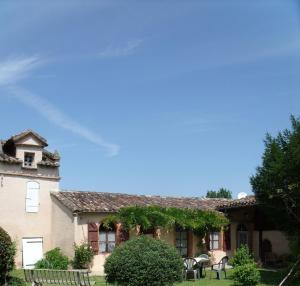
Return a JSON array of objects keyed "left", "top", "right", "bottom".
[
  {"left": 88, "top": 222, "right": 99, "bottom": 253},
  {"left": 223, "top": 225, "right": 231, "bottom": 251}
]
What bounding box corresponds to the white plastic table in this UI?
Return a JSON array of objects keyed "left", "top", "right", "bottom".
[{"left": 194, "top": 257, "right": 210, "bottom": 278}]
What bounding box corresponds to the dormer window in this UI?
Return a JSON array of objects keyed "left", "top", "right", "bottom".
[{"left": 24, "top": 153, "right": 34, "bottom": 167}]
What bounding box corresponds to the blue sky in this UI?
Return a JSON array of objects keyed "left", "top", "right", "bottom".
[{"left": 0, "top": 0, "right": 300, "bottom": 198}]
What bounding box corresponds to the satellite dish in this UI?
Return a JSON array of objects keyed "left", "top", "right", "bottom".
[{"left": 237, "top": 192, "right": 247, "bottom": 199}]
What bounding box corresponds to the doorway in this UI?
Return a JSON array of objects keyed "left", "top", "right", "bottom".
[{"left": 22, "top": 238, "right": 43, "bottom": 269}]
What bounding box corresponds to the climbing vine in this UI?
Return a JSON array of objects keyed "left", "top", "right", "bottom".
[{"left": 103, "top": 205, "right": 228, "bottom": 236}]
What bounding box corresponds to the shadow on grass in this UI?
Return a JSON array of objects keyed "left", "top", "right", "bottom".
[
  {"left": 259, "top": 268, "right": 300, "bottom": 286},
  {"left": 259, "top": 269, "right": 284, "bottom": 285}
]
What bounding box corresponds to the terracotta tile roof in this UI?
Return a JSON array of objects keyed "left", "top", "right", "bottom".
[
  {"left": 51, "top": 191, "right": 228, "bottom": 213},
  {"left": 39, "top": 149, "right": 60, "bottom": 167},
  {"left": 43, "top": 149, "right": 60, "bottom": 160},
  {"left": 217, "top": 196, "right": 256, "bottom": 209},
  {"left": 0, "top": 153, "right": 22, "bottom": 164},
  {"left": 37, "top": 160, "right": 60, "bottom": 167}
]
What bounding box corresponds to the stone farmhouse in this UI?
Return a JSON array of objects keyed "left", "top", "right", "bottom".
[{"left": 0, "top": 130, "right": 290, "bottom": 275}]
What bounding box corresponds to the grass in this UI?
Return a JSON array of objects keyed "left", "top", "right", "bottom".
[{"left": 11, "top": 268, "right": 299, "bottom": 286}]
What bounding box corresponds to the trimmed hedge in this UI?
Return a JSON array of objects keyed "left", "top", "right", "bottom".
[{"left": 104, "top": 236, "right": 183, "bottom": 286}]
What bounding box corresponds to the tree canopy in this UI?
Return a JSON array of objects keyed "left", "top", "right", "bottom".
[
  {"left": 250, "top": 115, "right": 300, "bottom": 236},
  {"left": 103, "top": 205, "right": 228, "bottom": 236},
  {"left": 206, "top": 188, "right": 232, "bottom": 199}
]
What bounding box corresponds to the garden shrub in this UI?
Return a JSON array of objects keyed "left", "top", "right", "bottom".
[
  {"left": 71, "top": 243, "right": 94, "bottom": 269},
  {"left": 35, "top": 247, "right": 69, "bottom": 270},
  {"left": 231, "top": 245, "right": 260, "bottom": 286},
  {"left": 232, "top": 263, "right": 260, "bottom": 286},
  {"left": 230, "top": 245, "right": 254, "bottom": 267},
  {"left": 104, "top": 236, "right": 183, "bottom": 286},
  {"left": 0, "top": 227, "right": 16, "bottom": 285}
]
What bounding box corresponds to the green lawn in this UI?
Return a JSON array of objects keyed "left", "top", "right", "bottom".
[{"left": 11, "top": 268, "right": 299, "bottom": 286}]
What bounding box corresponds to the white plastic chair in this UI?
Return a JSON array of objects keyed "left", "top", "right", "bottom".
[
  {"left": 210, "top": 256, "right": 229, "bottom": 280},
  {"left": 183, "top": 258, "right": 199, "bottom": 280}
]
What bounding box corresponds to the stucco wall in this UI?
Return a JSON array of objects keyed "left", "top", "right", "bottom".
[
  {"left": 262, "top": 231, "right": 289, "bottom": 256},
  {"left": 0, "top": 171, "right": 59, "bottom": 267},
  {"left": 222, "top": 222, "right": 289, "bottom": 262},
  {"left": 0, "top": 162, "right": 59, "bottom": 179},
  {"left": 51, "top": 197, "right": 75, "bottom": 257}
]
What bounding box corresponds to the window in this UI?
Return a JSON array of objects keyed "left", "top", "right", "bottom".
[
  {"left": 209, "top": 232, "right": 220, "bottom": 250},
  {"left": 99, "top": 225, "right": 116, "bottom": 253},
  {"left": 24, "top": 153, "right": 34, "bottom": 167},
  {"left": 237, "top": 224, "right": 248, "bottom": 247},
  {"left": 26, "top": 181, "right": 39, "bottom": 213},
  {"left": 175, "top": 229, "right": 188, "bottom": 257}
]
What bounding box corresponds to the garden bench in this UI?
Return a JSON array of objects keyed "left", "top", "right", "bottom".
[{"left": 23, "top": 269, "right": 95, "bottom": 286}]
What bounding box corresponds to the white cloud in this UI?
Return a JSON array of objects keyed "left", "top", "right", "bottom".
[
  {"left": 98, "top": 39, "right": 143, "bottom": 58},
  {"left": 0, "top": 56, "right": 43, "bottom": 86},
  {"left": 0, "top": 56, "right": 120, "bottom": 156}
]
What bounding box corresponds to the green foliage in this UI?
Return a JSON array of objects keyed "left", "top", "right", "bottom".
[
  {"left": 231, "top": 246, "right": 260, "bottom": 286},
  {"left": 250, "top": 115, "right": 300, "bottom": 239},
  {"left": 0, "top": 227, "right": 16, "bottom": 285},
  {"left": 104, "top": 236, "right": 183, "bottom": 286},
  {"left": 229, "top": 245, "right": 254, "bottom": 267},
  {"left": 103, "top": 205, "right": 228, "bottom": 236},
  {"left": 71, "top": 243, "right": 94, "bottom": 269},
  {"left": 232, "top": 263, "right": 260, "bottom": 286},
  {"left": 206, "top": 188, "right": 232, "bottom": 199},
  {"left": 35, "top": 247, "right": 69, "bottom": 270},
  {"left": 103, "top": 205, "right": 174, "bottom": 231},
  {"left": 7, "top": 277, "right": 26, "bottom": 286},
  {"left": 288, "top": 235, "right": 300, "bottom": 259}
]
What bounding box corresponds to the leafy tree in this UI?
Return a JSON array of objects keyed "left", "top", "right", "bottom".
[
  {"left": 250, "top": 115, "right": 300, "bottom": 237},
  {"left": 206, "top": 188, "right": 232, "bottom": 199}
]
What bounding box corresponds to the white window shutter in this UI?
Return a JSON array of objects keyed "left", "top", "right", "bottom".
[{"left": 26, "top": 182, "right": 39, "bottom": 213}]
